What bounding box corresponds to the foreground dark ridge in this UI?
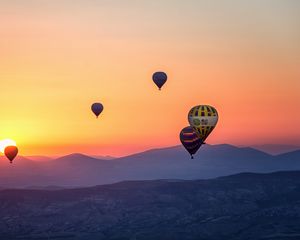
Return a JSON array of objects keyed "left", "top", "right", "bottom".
[{"left": 1, "top": 171, "right": 300, "bottom": 240}]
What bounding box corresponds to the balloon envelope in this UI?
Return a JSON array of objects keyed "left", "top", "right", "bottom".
[
  {"left": 91, "top": 103, "right": 103, "bottom": 118},
  {"left": 188, "top": 105, "right": 218, "bottom": 142},
  {"left": 4, "top": 146, "right": 18, "bottom": 163},
  {"left": 180, "top": 126, "right": 203, "bottom": 159},
  {"left": 152, "top": 72, "right": 167, "bottom": 90}
]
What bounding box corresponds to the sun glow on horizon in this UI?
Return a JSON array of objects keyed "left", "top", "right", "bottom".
[{"left": 0, "top": 139, "right": 17, "bottom": 153}]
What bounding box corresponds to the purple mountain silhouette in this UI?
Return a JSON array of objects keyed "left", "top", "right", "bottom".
[{"left": 0, "top": 144, "right": 299, "bottom": 188}]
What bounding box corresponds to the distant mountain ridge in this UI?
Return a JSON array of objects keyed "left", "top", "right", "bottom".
[
  {"left": 0, "top": 144, "right": 299, "bottom": 188},
  {"left": 250, "top": 144, "right": 300, "bottom": 155}
]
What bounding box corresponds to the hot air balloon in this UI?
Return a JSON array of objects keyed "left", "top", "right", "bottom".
[
  {"left": 188, "top": 105, "right": 218, "bottom": 143},
  {"left": 4, "top": 146, "right": 18, "bottom": 163},
  {"left": 91, "top": 103, "right": 103, "bottom": 118},
  {"left": 180, "top": 126, "right": 203, "bottom": 159},
  {"left": 152, "top": 71, "right": 167, "bottom": 90}
]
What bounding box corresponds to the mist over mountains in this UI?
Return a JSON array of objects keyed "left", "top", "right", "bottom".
[{"left": 0, "top": 144, "right": 299, "bottom": 188}]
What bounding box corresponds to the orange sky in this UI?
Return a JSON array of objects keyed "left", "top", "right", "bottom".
[{"left": 0, "top": 1, "right": 299, "bottom": 156}]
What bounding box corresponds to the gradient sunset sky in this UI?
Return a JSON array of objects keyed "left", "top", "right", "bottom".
[{"left": 0, "top": 0, "right": 299, "bottom": 156}]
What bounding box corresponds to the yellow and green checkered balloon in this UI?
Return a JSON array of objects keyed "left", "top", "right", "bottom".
[{"left": 188, "top": 105, "right": 218, "bottom": 142}]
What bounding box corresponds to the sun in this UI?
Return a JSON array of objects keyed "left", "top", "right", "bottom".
[{"left": 0, "top": 139, "right": 17, "bottom": 153}]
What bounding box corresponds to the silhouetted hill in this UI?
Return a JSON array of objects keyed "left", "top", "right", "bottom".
[
  {"left": 251, "top": 144, "right": 300, "bottom": 155},
  {"left": 1, "top": 171, "right": 300, "bottom": 239},
  {"left": 0, "top": 144, "right": 299, "bottom": 188},
  {"left": 276, "top": 150, "right": 300, "bottom": 161},
  {"left": 54, "top": 153, "right": 107, "bottom": 165}
]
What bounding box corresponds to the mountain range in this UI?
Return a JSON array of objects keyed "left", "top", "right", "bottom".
[
  {"left": 1, "top": 171, "right": 300, "bottom": 239},
  {"left": 0, "top": 144, "right": 299, "bottom": 188}
]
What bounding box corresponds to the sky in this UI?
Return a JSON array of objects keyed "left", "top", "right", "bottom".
[{"left": 0, "top": 0, "right": 299, "bottom": 156}]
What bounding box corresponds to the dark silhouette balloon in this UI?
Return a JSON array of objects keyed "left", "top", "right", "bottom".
[
  {"left": 152, "top": 71, "right": 167, "bottom": 90},
  {"left": 4, "top": 146, "right": 18, "bottom": 163},
  {"left": 91, "top": 103, "right": 103, "bottom": 118},
  {"left": 180, "top": 126, "right": 203, "bottom": 159}
]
